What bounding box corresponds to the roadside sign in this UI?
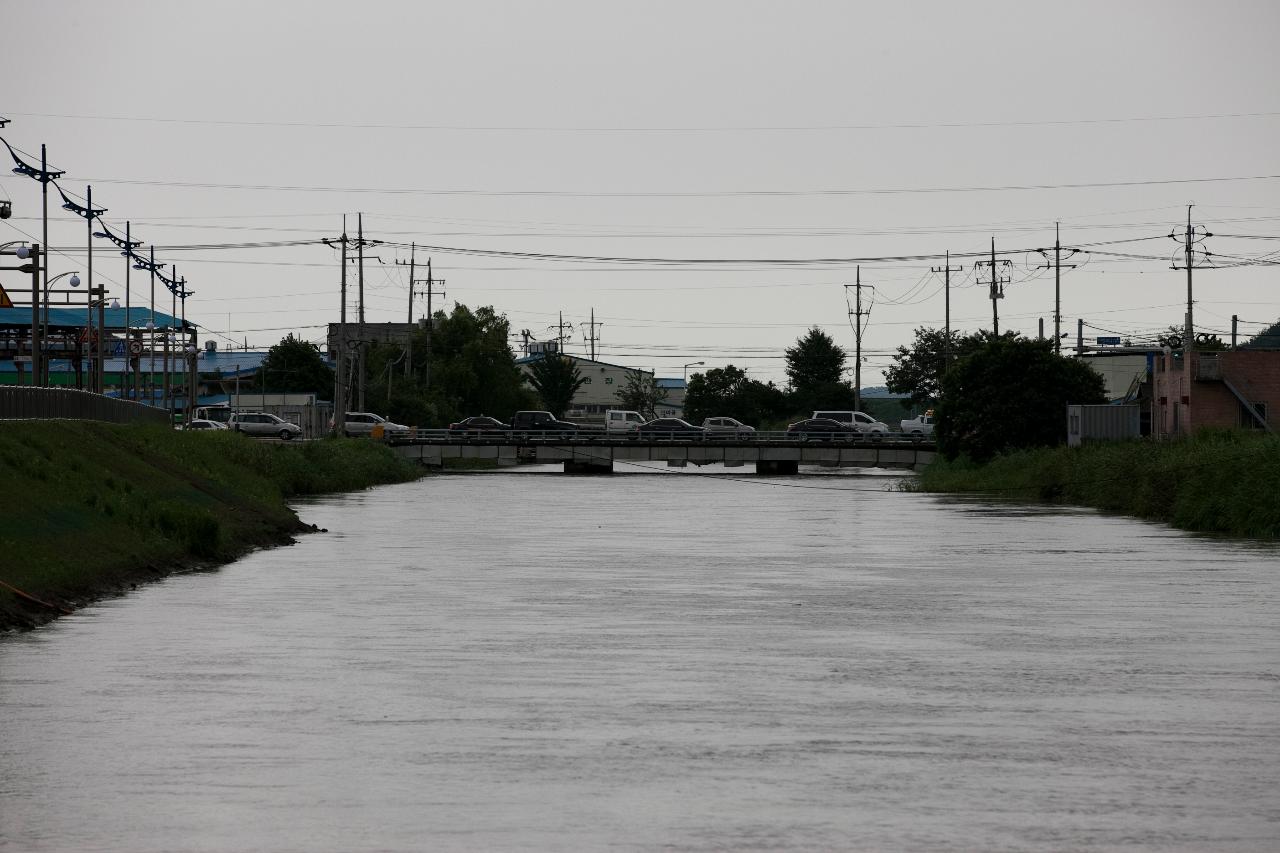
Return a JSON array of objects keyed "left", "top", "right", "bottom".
[
  {"left": 113, "top": 341, "right": 126, "bottom": 356},
  {"left": 128, "top": 340, "right": 144, "bottom": 356},
  {"left": 1096, "top": 336, "right": 1121, "bottom": 346}
]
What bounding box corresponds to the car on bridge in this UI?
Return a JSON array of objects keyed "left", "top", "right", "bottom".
[
  {"left": 637, "top": 417, "right": 706, "bottom": 440},
  {"left": 334, "top": 412, "right": 411, "bottom": 439},
  {"left": 786, "top": 417, "right": 856, "bottom": 441},
  {"left": 511, "top": 410, "right": 580, "bottom": 436},
  {"left": 229, "top": 412, "right": 303, "bottom": 440},
  {"left": 448, "top": 415, "right": 510, "bottom": 436},
  {"left": 702, "top": 416, "right": 756, "bottom": 439},
  {"left": 813, "top": 410, "right": 889, "bottom": 439}
]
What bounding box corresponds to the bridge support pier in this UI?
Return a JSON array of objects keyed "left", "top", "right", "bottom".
[
  {"left": 756, "top": 459, "right": 798, "bottom": 476},
  {"left": 564, "top": 460, "right": 613, "bottom": 475}
]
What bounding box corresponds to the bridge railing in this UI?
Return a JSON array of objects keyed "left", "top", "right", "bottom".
[
  {"left": 397, "top": 428, "right": 927, "bottom": 445},
  {"left": 0, "top": 386, "right": 171, "bottom": 426}
]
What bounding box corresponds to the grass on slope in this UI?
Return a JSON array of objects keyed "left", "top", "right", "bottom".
[
  {"left": 0, "top": 422, "right": 422, "bottom": 628},
  {"left": 913, "top": 429, "right": 1280, "bottom": 539}
]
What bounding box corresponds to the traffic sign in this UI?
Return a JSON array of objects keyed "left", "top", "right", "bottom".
[
  {"left": 113, "top": 341, "right": 126, "bottom": 356},
  {"left": 1095, "top": 336, "right": 1121, "bottom": 346},
  {"left": 128, "top": 340, "right": 144, "bottom": 356}
]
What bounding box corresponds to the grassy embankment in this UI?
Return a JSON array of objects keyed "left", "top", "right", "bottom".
[
  {"left": 912, "top": 429, "right": 1280, "bottom": 539},
  {"left": 0, "top": 421, "right": 423, "bottom": 630}
]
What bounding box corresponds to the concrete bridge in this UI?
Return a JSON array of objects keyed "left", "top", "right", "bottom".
[{"left": 391, "top": 432, "right": 936, "bottom": 474}]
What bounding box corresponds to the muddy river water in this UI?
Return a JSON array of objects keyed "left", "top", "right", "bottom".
[{"left": 2, "top": 466, "right": 1278, "bottom": 851}]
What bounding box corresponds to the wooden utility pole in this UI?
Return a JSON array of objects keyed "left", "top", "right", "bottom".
[
  {"left": 585, "top": 307, "right": 603, "bottom": 361},
  {"left": 845, "top": 268, "right": 871, "bottom": 413},
  {"left": 976, "top": 239, "right": 1011, "bottom": 336},
  {"left": 333, "top": 217, "right": 348, "bottom": 432},
  {"left": 412, "top": 259, "right": 445, "bottom": 389},
  {"left": 931, "top": 251, "right": 962, "bottom": 366},
  {"left": 357, "top": 212, "right": 365, "bottom": 411}
]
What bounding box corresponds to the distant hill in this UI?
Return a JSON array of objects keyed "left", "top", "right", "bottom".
[{"left": 859, "top": 385, "right": 908, "bottom": 399}]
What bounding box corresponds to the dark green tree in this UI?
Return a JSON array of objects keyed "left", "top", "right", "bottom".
[
  {"left": 424, "top": 304, "right": 534, "bottom": 422},
  {"left": 785, "top": 327, "right": 846, "bottom": 391},
  {"left": 526, "top": 354, "right": 587, "bottom": 418},
  {"left": 935, "top": 336, "right": 1107, "bottom": 462},
  {"left": 885, "top": 328, "right": 1015, "bottom": 407},
  {"left": 684, "top": 364, "right": 788, "bottom": 426},
  {"left": 257, "top": 333, "right": 333, "bottom": 398},
  {"left": 1241, "top": 318, "right": 1280, "bottom": 349},
  {"left": 359, "top": 304, "right": 535, "bottom": 426},
  {"left": 616, "top": 371, "right": 668, "bottom": 418}
]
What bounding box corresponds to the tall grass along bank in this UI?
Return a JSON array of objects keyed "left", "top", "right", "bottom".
[
  {"left": 0, "top": 422, "right": 422, "bottom": 630},
  {"left": 912, "top": 430, "right": 1280, "bottom": 539}
]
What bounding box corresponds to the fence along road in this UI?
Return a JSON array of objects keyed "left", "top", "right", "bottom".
[{"left": 0, "top": 386, "right": 170, "bottom": 425}]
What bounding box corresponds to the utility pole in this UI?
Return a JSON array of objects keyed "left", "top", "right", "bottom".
[
  {"left": 975, "top": 238, "right": 1012, "bottom": 336},
  {"left": 845, "top": 267, "right": 871, "bottom": 413},
  {"left": 931, "top": 251, "right": 962, "bottom": 366},
  {"left": 411, "top": 259, "right": 445, "bottom": 389},
  {"left": 584, "top": 308, "right": 603, "bottom": 361},
  {"left": 396, "top": 243, "right": 416, "bottom": 379},
  {"left": 556, "top": 311, "right": 571, "bottom": 353},
  {"left": 322, "top": 218, "right": 348, "bottom": 433},
  {"left": 1035, "top": 223, "right": 1078, "bottom": 355},
  {"left": 1170, "top": 205, "right": 1213, "bottom": 433},
  {"left": 357, "top": 212, "right": 365, "bottom": 411}
]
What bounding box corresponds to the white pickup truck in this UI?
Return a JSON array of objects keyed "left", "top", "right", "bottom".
[{"left": 899, "top": 414, "right": 935, "bottom": 440}]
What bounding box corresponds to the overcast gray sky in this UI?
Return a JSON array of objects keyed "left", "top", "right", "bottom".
[{"left": 2, "top": 0, "right": 1277, "bottom": 386}]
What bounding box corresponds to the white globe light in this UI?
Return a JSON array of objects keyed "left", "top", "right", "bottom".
[
  {"left": 146, "top": 320, "right": 155, "bottom": 330},
  {"left": 69, "top": 274, "right": 81, "bottom": 287},
  {"left": 15, "top": 246, "right": 29, "bottom": 259}
]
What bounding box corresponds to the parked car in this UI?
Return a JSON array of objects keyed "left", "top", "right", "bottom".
[
  {"left": 229, "top": 412, "right": 303, "bottom": 440},
  {"left": 510, "top": 410, "right": 579, "bottom": 435},
  {"left": 702, "top": 416, "right": 756, "bottom": 439},
  {"left": 812, "top": 410, "right": 889, "bottom": 440},
  {"left": 637, "top": 417, "right": 706, "bottom": 440},
  {"left": 448, "top": 415, "right": 510, "bottom": 436},
  {"left": 334, "top": 412, "right": 411, "bottom": 439},
  {"left": 184, "top": 419, "right": 228, "bottom": 431},
  {"left": 786, "top": 417, "right": 856, "bottom": 441},
  {"left": 192, "top": 405, "right": 233, "bottom": 425}
]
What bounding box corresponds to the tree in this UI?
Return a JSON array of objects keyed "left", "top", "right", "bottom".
[
  {"left": 785, "top": 327, "right": 846, "bottom": 391},
  {"left": 935, "top": 336, "right": 1107, "bottom": 462},
  {"left": 526, "top": 354, "right": 586, "bottom": 418},
  {"left": 684, "top": 364, "right": 788, "bottom": 426},
  {"left": 422, "top": 304, "right": 534, "bottom": 423},
  {"left": 358, "top": 303, "right": 535, "bottom": 426},
  {"left": 885, "top": 327, "right": 1014, "bottom": 407},
  {"left": 257, "top": 333, "right": 333, "bottom": 399},
  {"left": 616, "top": 371, "right": 668, "bottom": 418},
  {"left": 1241, "top": 318, "right": 1280, "bottom": 349}
]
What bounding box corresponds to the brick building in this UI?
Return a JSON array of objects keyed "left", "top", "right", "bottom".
[{"left": 1152, "top": 349, "right": 1276, "bottom": 437}]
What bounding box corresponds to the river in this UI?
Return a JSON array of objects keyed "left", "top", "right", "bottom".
[{"left": 2, "top": 466, "right": 1278, "bottom": 852}]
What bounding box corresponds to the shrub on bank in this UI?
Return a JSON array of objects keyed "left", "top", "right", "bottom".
[{"left": 912, "top": 430, "right": 1280, "bottom": 538}]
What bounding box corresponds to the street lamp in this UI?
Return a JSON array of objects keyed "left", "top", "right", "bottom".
[
  {"left": 683, "top": 361, "right": 705, "bottom": 383},
  {"left": 43, "top": 271, "right": 81, "bottom": 383}
]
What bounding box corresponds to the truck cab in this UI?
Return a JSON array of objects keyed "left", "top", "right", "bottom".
[{"left": 605, "top": 410, "right": 645, "bottom": 432}]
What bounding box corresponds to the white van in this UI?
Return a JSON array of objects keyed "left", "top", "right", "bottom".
[
  {"left": 605, "top": 410, "right": 645, "bottom": 432},
  {"left": 812, "top": 410, "right": 890, "bottom": 436}
]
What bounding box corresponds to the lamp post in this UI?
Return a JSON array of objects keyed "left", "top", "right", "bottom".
[
  {"left": 683, "top": 361, "right": 704, "bottom": 383},
  {"left": 1, "top": 242, "right": 41, "bottom": 383},
  {"left": 93, "top": 220, "right": 142, "bottom": 398},
  {"left": 58, "top": 184, "right": 107, "bottom": 391},
  {"left": 3, "top": 139, "right": 65, "bottom": 384}
]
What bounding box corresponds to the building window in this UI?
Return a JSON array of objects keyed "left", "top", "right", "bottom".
[{"left": 1242, "top": 401, "right": 1268, "bottom": 429}]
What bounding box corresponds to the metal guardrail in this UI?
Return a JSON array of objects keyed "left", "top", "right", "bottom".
[
  {"left": 0, "top": 386, "right": 171, "bottom": 425},
  {"left": 397, "top": 428, "right": 931, "bottom": 445}
]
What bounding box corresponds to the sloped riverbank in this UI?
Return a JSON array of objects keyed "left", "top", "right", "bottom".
[
  {"left": 0, "top": 422, "right": 423, "bottom": 631},
  {"left": 912, "top": 430, "right": 1280, "bottom": 539}
]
